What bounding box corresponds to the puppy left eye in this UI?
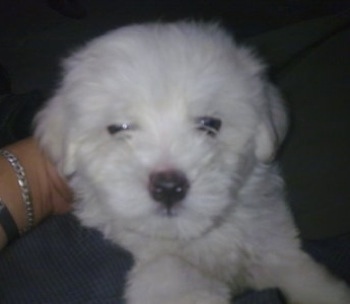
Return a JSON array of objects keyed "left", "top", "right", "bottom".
[
  {"left": 107, "top": 123, "right": 134, "bottom": 135},
  {"left": 196, "top": 116, "right": 222, "bottom": 136}
]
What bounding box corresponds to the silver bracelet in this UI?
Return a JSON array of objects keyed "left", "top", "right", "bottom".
[{"left": 0, "top": 149, "right": 34, "bottom": 234}]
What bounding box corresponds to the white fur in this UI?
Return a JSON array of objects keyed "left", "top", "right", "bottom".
[{"left": 35, "top": 21, "right": 350, "bottom": 304}]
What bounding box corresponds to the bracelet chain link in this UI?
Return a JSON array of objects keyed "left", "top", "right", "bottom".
[{"left": 0, "top": 149, "right": 34, "bottom": 234}]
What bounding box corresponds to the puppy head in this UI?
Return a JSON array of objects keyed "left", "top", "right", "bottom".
[{"left": 35, "top": 22, "right": 287, "bottom": 241}]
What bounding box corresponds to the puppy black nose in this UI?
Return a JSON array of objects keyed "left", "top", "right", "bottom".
[{"left": 149, "top": 170, "right": 189, "bottom": 208}]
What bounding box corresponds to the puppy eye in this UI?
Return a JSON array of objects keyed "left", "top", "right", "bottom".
[
  {"left": 107, "top": 123, "right": 134, "bottom": 135},
  {"left": 196, "top": 116, "right": 222, "bottom": 137}
]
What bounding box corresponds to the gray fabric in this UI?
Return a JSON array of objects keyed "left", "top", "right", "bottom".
[{"left": 0, "top": 215, "right": 132, "bottom": 304}]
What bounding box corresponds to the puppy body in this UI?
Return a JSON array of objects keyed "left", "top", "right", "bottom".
[{"left": 35, "top": 22, "right": 350, "bottom": 304}]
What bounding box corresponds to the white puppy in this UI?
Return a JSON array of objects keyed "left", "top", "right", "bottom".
[{"left": 35, "top": 21, "right": 350, "bottom": 304}]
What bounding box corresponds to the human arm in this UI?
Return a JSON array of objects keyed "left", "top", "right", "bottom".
[{"left": 0, "top": 137, "right": 72, "bottom": 249}]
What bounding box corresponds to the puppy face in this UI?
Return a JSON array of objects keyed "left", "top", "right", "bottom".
[{"left": 35, "top": 22, "right": 287, "bottom": 241}]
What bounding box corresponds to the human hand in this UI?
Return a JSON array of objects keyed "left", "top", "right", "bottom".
[{"left": 1, "top": 138, "right": 73, "bottom": 232}]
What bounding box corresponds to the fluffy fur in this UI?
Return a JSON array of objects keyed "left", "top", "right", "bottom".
[{"left": 35, "top": 21, "right": 350, "bottom": 304}]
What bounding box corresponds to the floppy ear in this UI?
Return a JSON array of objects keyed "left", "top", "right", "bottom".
[
  {"left": 34, "top": 95, "right": 77, "bottom": 176},
  {"left": 255, "top": 83, "right": 288, "bottom": 162}
]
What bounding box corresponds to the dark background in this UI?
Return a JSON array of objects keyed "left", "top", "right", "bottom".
[{"left": 0, "top": 0, "right": 348, "bottom": 93}]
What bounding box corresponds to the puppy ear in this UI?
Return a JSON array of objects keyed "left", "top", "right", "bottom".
[
  {"left": 255, "top": 83, "right": 288, "bottom": 162},
  {"left": 34, "top": 95, "right": 77, "bottom": 175}
]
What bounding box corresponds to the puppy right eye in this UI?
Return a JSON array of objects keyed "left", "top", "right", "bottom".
[
  {"left": 107, "top": 123, "right": 133, "bottom": 135},
  {"left": 196, "top": 116, "right": 222, "bottom": 137}
]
